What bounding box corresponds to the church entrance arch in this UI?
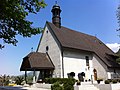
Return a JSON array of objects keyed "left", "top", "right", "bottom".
[{"left": 93, "top": 69, "right": 97, "bottom": 80}]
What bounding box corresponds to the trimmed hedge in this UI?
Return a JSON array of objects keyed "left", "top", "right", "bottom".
[
  {"left": 104, "top": 79, "right": 120, "bottom": 84},
  {"left": 45, "top": 78, "right": 75, "bottom": 84},
  {"left": 51, "top": 82, "right": 63, "bottom": 90},
  {"left": 118, "top": 79, "right": 120, "bottom": 83},
  {"left": 63, "top": 79, "right": 75, "bottom": 90},
  {"left": 45, "top": 78, "right": 76, "bottom": 90}
]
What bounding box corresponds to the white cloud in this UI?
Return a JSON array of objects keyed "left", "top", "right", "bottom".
[{"left": 106, "top": 43, "right": 120, "bottom": 53}]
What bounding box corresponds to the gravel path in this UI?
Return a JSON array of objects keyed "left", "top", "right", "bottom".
[{"left": 0, "top": 86, "right": 50, "bottom": 90}]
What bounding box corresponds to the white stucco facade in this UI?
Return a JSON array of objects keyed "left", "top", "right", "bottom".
[{"left": 63, "top": 50, "right": 93, "bottom": 80}]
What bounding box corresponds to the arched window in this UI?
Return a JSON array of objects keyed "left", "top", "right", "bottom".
[
  {"left": 46, "top": 46, "right": 49, "bottom": 52},
  {"left": 85, "top": 56, "right": 89, "bottom": 66}
]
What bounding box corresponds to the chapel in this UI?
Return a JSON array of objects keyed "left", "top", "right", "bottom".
[{"left": 20, "top": 3, "right": 120, "bottom": 83}]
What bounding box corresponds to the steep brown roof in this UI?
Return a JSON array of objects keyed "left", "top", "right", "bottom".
[
  {"left": 20, "top": 52, "right": 55, "bottom": 71},
  {"left": 47, "top": 21, "right": 120, "bottom": 68}
]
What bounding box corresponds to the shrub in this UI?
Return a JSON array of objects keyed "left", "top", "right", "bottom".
[
  {"left": 45, "top": 78, "right": 62, "bottom": 84},
  {"left": 1, "top": 74, "right": 10, "bottom": 86},
  {"left": 51, "top": 82, "right": 63, "bottom": 90},
  {"left": 108, "top": 79, "right": 112, "bottom": 82},
  {"left": 15, "top": 76, "right": 24, "bottom": 85},
  {"left": 117, "top": 79, "right": 120, "bottom": 83},
  {"left": 112, "top": 79, "right": 117, "bottom": 84},
  {"left": 63, "top": 83, "right": 73, "bottom": 90},
  {"left": 45, "top": 78, "right": 76, "bottom": 90},
  {"left": 45, "top": 78, "right": 75, "bottom": 85},
  {"left": 63, "top": 78, "right": 75, "bottom": 90},
  {"left": 104, "top": 80, "right": 110, "bottom": 84}
]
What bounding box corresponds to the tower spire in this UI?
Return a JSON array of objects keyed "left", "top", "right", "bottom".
[
  {"left": 51, "top": 2, "right": 61, "bottom": 28},
  {"left": 55, "top": 1, "right": 57, "bottom": 5}
]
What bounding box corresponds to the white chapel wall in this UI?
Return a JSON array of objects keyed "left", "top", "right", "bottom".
[{"left": 63, "top": 50, "right": 93, "bottom": 80}]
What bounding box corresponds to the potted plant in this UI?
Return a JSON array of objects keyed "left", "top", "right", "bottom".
[
  {"left": 69, "top": 72, "right": 75, "bottom": 78},
  {"left": 97, "top": 78, "right": 103, "bottom": 84},
  {"left": 104, "top": 80, "right": 110, "bottom": 84},
  {"left": 76, "top": 80, "right": 81, "bottom": 85},
  {"left": 112, "top": 79, "right": 117, "bottom": 84}
]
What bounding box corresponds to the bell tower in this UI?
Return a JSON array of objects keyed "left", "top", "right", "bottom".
[{"left": 51, "top": 2, "right": 61, "bottom": 28}]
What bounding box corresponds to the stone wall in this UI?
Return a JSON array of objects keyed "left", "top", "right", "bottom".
[
  {"left": 92, "top": 54, "right": 108, "bottom": 80},
  {"left": 37, "top": 25, "right": 62, "bottom": 78}
]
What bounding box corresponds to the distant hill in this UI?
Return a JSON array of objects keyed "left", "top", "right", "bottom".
[{"left": 20, "top": 71, "right": 33, "bottom": 76}]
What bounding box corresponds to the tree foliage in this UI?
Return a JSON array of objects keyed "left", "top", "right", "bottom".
[
  {"left": 0, "top": 0, "right": 47, "bottom": 49},
  {"left": 117, "top": 4, "right": 120, "bottom": 36},
  {"left": 0, "top": 74, "right": 10, "bottom": 86},
  {"left": 15, "top": 76, "right": 24, "bottom": 85}
]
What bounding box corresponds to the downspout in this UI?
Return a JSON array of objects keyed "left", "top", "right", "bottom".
[{"left": 61, "top": 48, "right": 64, "bottom": 78}]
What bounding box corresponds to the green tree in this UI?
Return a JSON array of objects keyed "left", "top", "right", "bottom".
[
  {"left": 0, "top": 74, "right": 10, "bottom": 86},
  {"left": 0, "top": 0, "right": 47, "bottom": 49},
  {"left": 15, "top": 76, "right": 24, "bottom": 85},
  {"left": 117, "top": 4, "right": 120, "bottom": 37}
]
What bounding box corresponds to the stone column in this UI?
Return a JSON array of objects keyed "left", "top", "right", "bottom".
[
  {"left": 33, "top": 70, "right": 36, "bottom": 83},
  {"left": 25, "top": 70, "right": 27, "bottom": 84}
]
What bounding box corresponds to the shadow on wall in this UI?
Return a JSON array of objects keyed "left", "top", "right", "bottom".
[{"left": 96, "top": 84, "right": 112, "bottom": 90}]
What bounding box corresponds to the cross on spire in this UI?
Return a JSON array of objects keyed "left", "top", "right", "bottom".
[
  {"left": 31, "top": 47, "right": 33, "bottom": 52},
  {"left": 55, "top": 1, "right": 57, "bottom": 5}
]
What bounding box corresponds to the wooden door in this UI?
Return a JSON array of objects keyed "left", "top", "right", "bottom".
[{"left": 93, "top": 69, "right": 97, "bottom": 80}]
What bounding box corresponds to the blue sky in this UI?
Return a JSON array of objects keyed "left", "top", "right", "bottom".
[{"left": 0, "top": 0, "right": 120, "bottom": 76}]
